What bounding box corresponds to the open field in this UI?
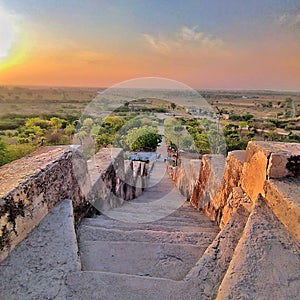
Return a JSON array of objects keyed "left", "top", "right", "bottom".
[
  {"left": 0, "top": 86, "right": 299, "bottom": 121},
  {"left": 0, "top": 86, "right": 99, "bottom": 118}
]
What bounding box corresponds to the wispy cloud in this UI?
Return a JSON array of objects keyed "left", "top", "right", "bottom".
[
  {"left": 142, "top": 26, "right": 224, "bottom": 54},
  {"left": 278, "top": 12, "right": 300, "bottom": 28},
  {"left": 142, "top": 33, "right": 173, "bottom": 54}
]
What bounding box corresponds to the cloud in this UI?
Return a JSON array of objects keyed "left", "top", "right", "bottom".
[
  {"left": 278, "top": 12, "right": 300, "bottom": 27},
  {"left": 142, "top": 26, "right": 224, "bottom": 54},
  {"left": 142, "top": 33, "right": 173, "bottom": 54}
]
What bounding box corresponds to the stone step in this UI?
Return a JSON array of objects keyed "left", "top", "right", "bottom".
[
  {"left": 87, "top": 209, "right": 216, "bottom": 227},
  {"left": 184, "top": 205, "right": 250, "bottom": 299},
  {"left": 66, "top": 270, "right": 186, "bottom": 300},
  {"left": 79, "top": 241, "right": 204, "bottom": 280},
  {"left": 81, "top": 216, "right": 217, "bottom": 233},
  {"left": 0, "top": 200, "right": 81, "bottom": 300},
  {"left": 78, "top": 224, "right": 217, "bottom": 245},
  {"left": 216, "top": 195, "right": 300, "bottom": 300},
  {"left": 67, "top": 206, "right": 250, "bottom": 300}
]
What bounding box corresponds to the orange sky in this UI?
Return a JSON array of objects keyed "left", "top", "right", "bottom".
[{"left": 1, "top": 1, "right": 300, "bottom": 90}]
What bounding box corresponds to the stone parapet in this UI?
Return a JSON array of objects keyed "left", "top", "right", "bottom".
[
  {"left": 0, "top": 146, "right": 89, "bottom": 263},
  {"left": 170, "top": 141, "right": 300, "bottom": 239},
  {"left": 0, "top": 146, "right": 151, "bottom": 263},
  {"left": 242, "top": 141, "right": 300, "bottom": 202},
  {"left": 264, "top": 178, "right": 300, "bottom": 242},
  {"left": 170, "top": 158, "right": 201, "bottom": 200},
  {"left": 190, "top": 154, "right": 225, "bottom": 212}
]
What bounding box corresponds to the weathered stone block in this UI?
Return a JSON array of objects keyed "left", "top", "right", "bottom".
[
  {"left": 213, "top": 150, "right": 246, "bottom": 226},
  {"left": 190, "top": 154, "right": 225, "bottom": 212},
  {"left": 241, "top": 141, "right": 269, "bottom": 202},
  {"left": 0, "top": 146, "right": 89, "bottom": 263},
  {"left": 264, "top": 178, "right": 300, "bottom": 242},
  {"left": 242, "top": 141, "right": 300, "bottom": 202}
]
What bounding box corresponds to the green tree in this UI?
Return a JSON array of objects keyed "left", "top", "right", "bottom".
[
  {"left": 82, "top": 118, "right": 94, "bottom": 131},
  {"left": 74, "top": 130, "right": 87, "bottom": 145},
  {"left": 193, "top": 132, "right": 210, "bottom": 154},
  {"left": 181, "top": 135, "right": 193, "bottom": 149},
  {"left": 96, "top": 133, "right": 113, "bottom": 148},
  {"left": 25, "top": 117, "right": 50, "bottom": 129},
  {"left": 0, "top": 138, "right": 7, "bottom": 166},
  {"left": 65, "top": 124, "right": 76, "bottom": 142},
  {"left": 102, "top": 116, "right": 124, "bottom": 132},
  {"left": 124, "top": 126, "right": 162, "bottom": 151},
  {"left": 50, "top": 117, "right": 64, "bottom": 133}
]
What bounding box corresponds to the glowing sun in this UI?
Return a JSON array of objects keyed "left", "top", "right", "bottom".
[{"left": 0, "top": 7, "right": 17, "bottom": 62}]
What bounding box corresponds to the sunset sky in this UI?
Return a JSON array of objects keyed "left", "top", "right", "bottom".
[{"left": 0, "top": 0, "right": 300, "bottom": 90}]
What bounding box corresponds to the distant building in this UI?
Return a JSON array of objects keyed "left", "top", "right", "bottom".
[{"left": 129, "top": 152, "right": 157, "bottom": 162}]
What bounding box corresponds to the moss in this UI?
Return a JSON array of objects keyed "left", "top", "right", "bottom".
[
  {"left": 287, "top": 155, "right": 300, "bottom": 178},
  {"left": 0, "top": 225, "right": 10, "bottom": 251},
  {"left": 0, "top": 196, "right": 25, "bottom": 233}
]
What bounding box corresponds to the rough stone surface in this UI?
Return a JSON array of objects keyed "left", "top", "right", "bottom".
[
  {"left": 66, "top": 271, "right": 186, "bottom": 300},
  {"left": 189, "top": 154, "right": 225, "bottom": 213},
  {"left": 241, "top": 141, "right": 270, "bottom": 202},
  {"left": 264, "top": 178, "right": 300, "bottom": 242},
  {"left": 1, "top": 140, "right": 300, "bottom": 299},
  {"left": 0, "top": 145, "right": 150, "bottom": 263},
  {"left": 217, "top": 195, "right": 300, "bottom": 300},
  {"left": 81, "top": 241, "right": 203, "bottom": 280},
  {"left": 78, "top": 225, "right": 217, "bottom": 245},
  {"left": 69, "top": 205, "right": 247, "bottom": 300},
  {"left": 0, "top": 200, "right": 80, "bottom": 300},
  {"left": 77, "top": 146, "right": 221, "bottom": 293},
  {"left": 185, "top": 205, "right": 250, "bottom": 299},
  {"left": 212, "top": 150, "right": 247, "bottom": 227},
  {"left": 242, "top": 141, "right": 300, "bottom": 202},
  {"left": 0, "top": 146, "right": 89, "bottom": 262},
  {"left": 171, "top": 158, "right": 201, "bottom": 200}
]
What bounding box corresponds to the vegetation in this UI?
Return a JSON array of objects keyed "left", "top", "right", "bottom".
[
  {"left": 123, "top": 126, "right": 162, "bottom": 151},
  {"left": 0, "top": 87, "right": 299, "bottom": 167}
]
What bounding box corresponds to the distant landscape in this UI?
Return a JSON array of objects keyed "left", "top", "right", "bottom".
[{"left": 0, "top": 85, "right": 299, "bottom": 166}]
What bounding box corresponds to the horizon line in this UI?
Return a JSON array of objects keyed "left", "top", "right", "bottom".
[{"left": 0, "top": 83, "right": 300, "bottom": 94}]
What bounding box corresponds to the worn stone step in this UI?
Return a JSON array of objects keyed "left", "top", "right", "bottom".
[
  {"left": 184, "top": 205, "right": 250, "bottom": 299},
  {"left": 78, "top": 225, "right": 217, "bottom": 245},
  {"left": 216, "top": 195, "right": 300, "bottom": 300},
  {"left": 81, "top": 217, "right": 217, "bottom": 233},
  {"left": 66, "top": 270, "right": 186, "bottom": 300},
  {"left": 79, "top": 241, "right": 204, "bottom": 280},
  {"left": 88, "top": 210, "right": 216, "bottom": 227},
  {"left": 0, "top": 200, "right": 81, "bottom": 300}
]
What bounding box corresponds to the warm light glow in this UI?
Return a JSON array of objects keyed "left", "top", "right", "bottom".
[
  {"left": 0, "top": 7, "right": 27, "bottom": 71},
  {"left": 0, "top": 2, "right": 299, "bottom": 90},
  {"left": 0, "top": 8, "right": 16, "bottom": 61}
]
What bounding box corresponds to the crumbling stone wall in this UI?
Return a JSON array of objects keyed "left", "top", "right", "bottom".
[
  {"left": 0, "top": 146, "right": 89, "bottom": 262},
  {"left": 0, "top": 146, "right": 150, "bottom": 263},
  {"left": 169, "top": 158, "right": 201, "bottom": 200},
  {"left": 170, "top": 141, "right": 300, "bottom": 241}
]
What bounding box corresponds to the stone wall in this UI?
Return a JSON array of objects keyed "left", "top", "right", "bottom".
[
  {"left": 0, "top": 146, "right": 150, "bottom": 263},
  {"left": 0, "top": 146, "right": 89, "bottom": 262},
  {"left": 87, "top": 148, "right": 149, "bottom": 212},
  {"left": 170, "top": 141, "right": 300, "bottom": 241},
  {"left": 170, "top": 158, "right": 201, "bottom": 200}
]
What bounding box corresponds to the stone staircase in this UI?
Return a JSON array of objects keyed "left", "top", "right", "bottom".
[
  {"left": 67, "top": 149, "right": 300, "bottom": 299},
  {"left": 0, "top": 141, "right": 300, "bottom": 299},
  {"left": 78, "top": 203, "right": 219, "bottom": 280},
  {"left": 70, "top": 158, "right": 221, "bottom": 298}
]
